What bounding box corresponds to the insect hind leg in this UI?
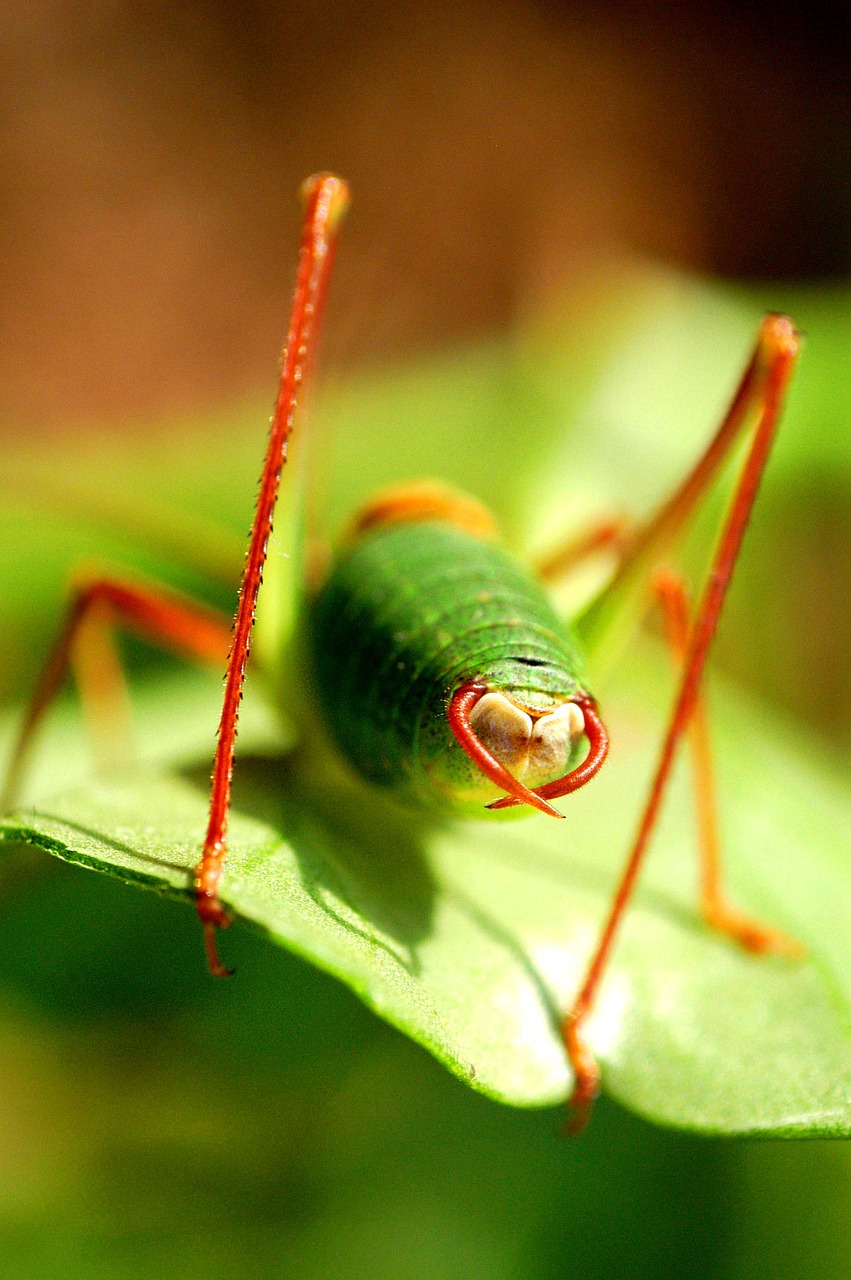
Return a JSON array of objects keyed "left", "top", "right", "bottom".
[
  {"left": 653, "top": 566, "right": 801, "bottom": 956},
  {"left": 562, "top": 314, "right": 802, "bottom": 1132}
]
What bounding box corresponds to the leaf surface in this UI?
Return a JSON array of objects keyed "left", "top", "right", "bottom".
[{"left": 2, "top": 640, "right": 848, "bottom": 1134}]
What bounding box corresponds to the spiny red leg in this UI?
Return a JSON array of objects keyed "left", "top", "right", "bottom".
[
  {"left": 563, "top": 314, "right": 800, "bottom": 1131},
  {"left": 1, "top": 575, "right": 233, "bottom": 814},
  {"left": 194, "top": 174, "right": 349, "bottom": 976},
  {"left": 653, "top": 568, "right": 802, "bottom": 957}
]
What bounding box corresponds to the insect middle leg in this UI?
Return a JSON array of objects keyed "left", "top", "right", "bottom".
[
  {"left": 535, "top": 515, "right": 633, "bottom": 584},
  {"left": 1, "top": 573, "right": 233, "bottom": 816}
]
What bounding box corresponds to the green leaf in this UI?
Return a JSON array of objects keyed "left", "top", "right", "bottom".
[
  {"left": 1, "top": 270, "right": 849, "bottom": 1135},
  {"left": 2, "top": 636, "right": 848, "bottom": 1134}
]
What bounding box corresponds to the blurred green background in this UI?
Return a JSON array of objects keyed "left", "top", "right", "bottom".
[{"left": 0, "top": 2, "right": 849, "bottom": 1277}]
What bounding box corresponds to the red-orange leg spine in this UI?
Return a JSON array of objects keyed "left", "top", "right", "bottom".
[
  {"left": 563, "top": 314, "right": 800, "bottom": 1132},
  {"left": 194, "top": 174, "right": 349, "bottom": 975}
]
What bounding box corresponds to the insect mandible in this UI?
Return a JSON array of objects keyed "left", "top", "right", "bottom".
[{"left": 2, "top": 174, "right": 803, "bottom": 1128}]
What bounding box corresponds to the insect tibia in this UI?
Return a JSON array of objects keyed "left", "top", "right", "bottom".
[
  {"left": 759, "top": 312, "right": 799, "bottom": 364},
  {"left": 300, "top": 173, "right": 350, "bottom": 230}
]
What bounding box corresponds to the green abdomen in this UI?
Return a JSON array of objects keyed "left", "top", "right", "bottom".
[{"left": 307, "top": 521, "right": 588, "bottom": 811}]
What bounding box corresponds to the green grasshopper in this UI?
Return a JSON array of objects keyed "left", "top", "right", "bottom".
[{"left": 2, "top": 174, "right": 801, "bottom": 1127}]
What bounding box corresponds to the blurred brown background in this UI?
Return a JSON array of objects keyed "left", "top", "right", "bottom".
[{"left": 1, "top": 0, "right": 849, "bottom": 427}]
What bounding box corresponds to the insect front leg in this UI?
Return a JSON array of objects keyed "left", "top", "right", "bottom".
[
  {"left": 561, "top": 314, "right": 801, "bottom": 1130},
  {"left": 194, "top": 174, "right": 349, "bottom": 976}
]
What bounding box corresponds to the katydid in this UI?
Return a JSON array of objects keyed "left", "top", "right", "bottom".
[{"left": 1, "top": 174, "right": 802, "bottom": 1128}]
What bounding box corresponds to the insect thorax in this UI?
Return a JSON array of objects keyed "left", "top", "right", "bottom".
[{"left": 307, "top": 517, "right": 590, "bottom": 816}]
